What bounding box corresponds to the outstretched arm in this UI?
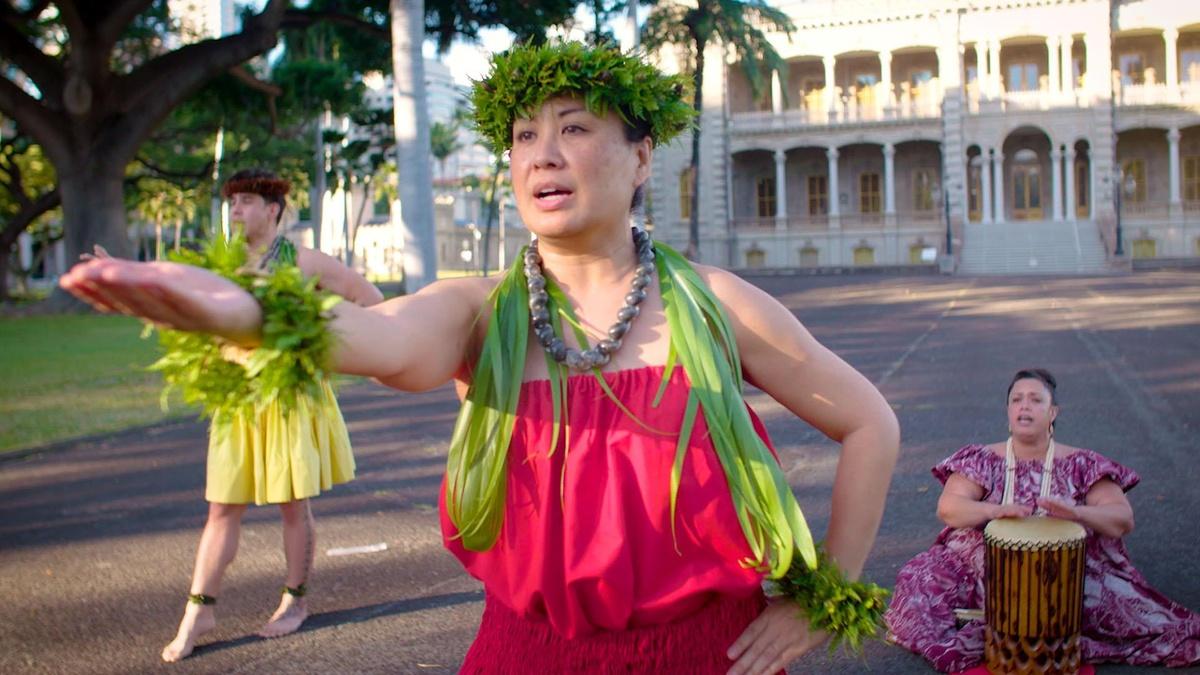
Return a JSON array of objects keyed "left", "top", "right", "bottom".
[{"left": 59, "top": 257, "right": 488, "bottom": 392}]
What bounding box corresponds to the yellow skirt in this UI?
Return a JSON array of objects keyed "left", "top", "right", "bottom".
[{"left": 206, "top": 380, "right": 356, "bottom": 505}]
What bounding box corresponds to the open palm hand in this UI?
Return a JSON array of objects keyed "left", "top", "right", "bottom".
[{"left": 60, "top": 258, "right": 261, "bottom": 342}]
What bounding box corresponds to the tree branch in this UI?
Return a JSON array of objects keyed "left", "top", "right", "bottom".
[
  {"left": 1, "top": 188, "right": 60, "bottom": 250},
  {"left": 227, "top": 65, "right": 283, "bottom": 98},
  {"left": 227, "top": 65, "right": 282, "bottom": 131},
  {"left": 106, "top": 0, "right": 290, "bottom": 160},
  {"left": 280, "top": 8, "right": 391, "bottom": 42},
  {"left": 52, "top": 1, "right": 89, "bottom": 50},
  {"left": 96, "top": 0, "right": 156, "bottom": 48},
  {"left": 133, "top": 156, "right": 214, "bottom": 181},
  {"left": 0, "top": 76, "right": 70, "bottom": 163},
  {"left": 0, "top": 14, "right": 65, "bottom": 98},
  {"left": 117, "top": 0, "right": 288, "bottom": 107},
  {"left": 0, "top": 150, "right": 32, "bottom": 211}
]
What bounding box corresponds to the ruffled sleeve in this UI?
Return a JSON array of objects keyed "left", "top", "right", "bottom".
[
  {"left": 1072, "top": 449, "right": 1140, "bottom": 493},
  {"left": 931, "top": 444, "right": 997, "bottom": 490}
]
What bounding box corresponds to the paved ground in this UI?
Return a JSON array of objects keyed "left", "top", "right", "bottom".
[{"left": 2, "top": 271, "right": 1199, "bottom": 675}]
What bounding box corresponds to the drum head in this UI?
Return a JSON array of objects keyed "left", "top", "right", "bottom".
[{"left": 984, "top": 516, "right": 1086, "bottom": 547}]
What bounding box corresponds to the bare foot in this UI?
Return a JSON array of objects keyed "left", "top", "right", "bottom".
[
  {"left": 161, "top": 602, "right": 216, "bottom": 662},
  {"left": 257, "top": 593, "right": 308, "bottom": 638}
]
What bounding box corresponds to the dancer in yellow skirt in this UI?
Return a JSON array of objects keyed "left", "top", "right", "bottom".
[{"left": 161, "top": 169, "right": 384, "bottom": 662}]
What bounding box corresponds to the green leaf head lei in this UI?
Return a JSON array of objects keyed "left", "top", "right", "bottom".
[{"left": 470, "top": 40, "right": 696, "bottom": 152}]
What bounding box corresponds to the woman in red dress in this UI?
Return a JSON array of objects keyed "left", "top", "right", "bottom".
[{"left": 60, "top": 42, "right": 899, "bottom": 674}]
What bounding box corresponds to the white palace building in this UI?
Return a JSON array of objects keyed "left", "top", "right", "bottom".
[{"left": 645, "top": 0, "right": 1200, "bottom": 274}]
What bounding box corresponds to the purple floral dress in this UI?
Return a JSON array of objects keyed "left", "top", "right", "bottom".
[{"left": 885, "top": 444, "right": 1200, "bottom": 672}]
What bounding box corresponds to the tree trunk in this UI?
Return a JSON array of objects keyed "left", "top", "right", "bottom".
[
  {"left": 59, "top": 164, "right": 132, "bottom": 263},
  {"left": 686, "top": 38, "right": 706, "bottom": 261},
  {"left": 343, "top": 179, "right": 354, "bottom": 268},
  {"left": 138, "top": 217, "right": 147, "bottom": 261},
  {"left": 155, "top": 215, "right": 163, "bottom": 260},
  {"left": 0, "top": 244, "right": 12, "bottom": 301},
  {"left": 35, "top": 165, "right": 126, "bottom": 311},
  {"left": 391, "top": 0, "right": 437, "bottom": 293},
  {"left": 480, "top": 154, "right": 503, "bottom": 276},
  {"left": 312, "top": 114, "right": 326, "bottom": 252}
]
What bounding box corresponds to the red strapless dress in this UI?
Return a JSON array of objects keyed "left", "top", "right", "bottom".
[{"left": 440, "top": 365, "right": 777, "bottom": 673}]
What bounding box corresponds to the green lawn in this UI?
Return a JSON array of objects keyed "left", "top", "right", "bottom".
[{"left": 0, "top": 314, "right": 196, "bottom": 452}]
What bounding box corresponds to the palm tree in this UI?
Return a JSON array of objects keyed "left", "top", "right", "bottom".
[
  {"left": 642, "top": 0, "right": 794, "bottom": 260},
  {"left": 429, "top": 121, "right": 462, "bottom": 181},
  {"left": 390, "top": 0, "right": 437, "bottom": 292}
]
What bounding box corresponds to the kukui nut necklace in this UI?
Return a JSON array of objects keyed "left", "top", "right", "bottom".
[{"left": 525, "top": 228, "right": 655, "bottom": 371}]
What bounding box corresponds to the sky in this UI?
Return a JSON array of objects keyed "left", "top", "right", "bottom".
[
  {"left": 426, "top": 6, "right": 643, "bottom": 85},
  {"left": 238, "top": 0, "right": 638, "bottom": 87},
  {"left": 427, "top": 28, "right": 514, "bottom": 86}
]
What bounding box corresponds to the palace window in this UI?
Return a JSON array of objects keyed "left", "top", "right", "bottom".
[
  {"left": 1007, "top": 62, "right": 1040, "bottom": 91},
  {"left": 1071, "top": 57, "right": 1085, "bottom": 89},
  {"left": 913, "top": 169, "right": 936, "bottom": 211},
  {"left": 756, "top": 176, "right": 776, "bottom": 218},
  {"left": 859, "top": 173, "right": 881, "bottom": 213},
  {"left": 1119, "top": 53, "right": 1145, "bottom": 86},
  {"left": 1121, "top": 159, "right": 1147, "bottom": 203},
  {"left": 745, "top": 247, "right": 766, "bottom": 268},
  {"left": 854, "top": 73, "right": 878, "bottom": 89},
  {"left": 853, "top": 244, "right": 875, "bottom": 265},
  {"left": 909, "top": 243, "right": 932, "bottom": 264},
  {"left": 1184, "top": 157, "right": 1200, "bottom": 202},
  {"left": 808, "top": 175, "right": 828, "bottom": 215},
  {"left": 1184, "top": 49, "right": 1200, "bottom": 83},
  {"left": 679, "top": 167, "right": 695, "bottom": 220},
  {"left": 1132, "top": 238, "right": 1156, "bottom": 259},
  {"left": 800, "top": 246, "right": 819, "bottom": 267},
  {"left": 909, "top": 69, "right": 933, "bottom": 87},
  {"left": 802, "top": 78, "right": 824, "bottom": 110}
]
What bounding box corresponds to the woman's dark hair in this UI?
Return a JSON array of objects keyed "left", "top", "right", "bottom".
[{"left": 1007, "top": 368, "right": 1058, "bottom": 405}]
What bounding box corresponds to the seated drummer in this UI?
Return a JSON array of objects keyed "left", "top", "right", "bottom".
[{"left": 884, "top": 368, "right": 1200, "bottom": 672}]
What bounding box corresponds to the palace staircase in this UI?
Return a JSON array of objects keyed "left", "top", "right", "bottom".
[{"left": 958, "top": 219, "right": 1111, "bottom": 275}]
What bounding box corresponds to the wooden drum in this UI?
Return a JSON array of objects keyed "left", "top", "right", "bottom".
[{"left": 983, "top": 516, "right": 1087, "bottom": 674}]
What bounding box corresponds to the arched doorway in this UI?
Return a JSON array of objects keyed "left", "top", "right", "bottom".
[
  {"left": 1011, "top": 148, "right": 1043, "bottom": 220},
  {"left": 1002, "top": 127, "right": 1052, "bottom": 221}
]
